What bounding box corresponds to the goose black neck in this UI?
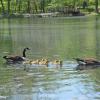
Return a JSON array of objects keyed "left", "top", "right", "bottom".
[{"left": 23, "top": 49, "right": 26, "bottom": 57}]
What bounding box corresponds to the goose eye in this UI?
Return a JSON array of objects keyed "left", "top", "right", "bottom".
[{"left": 26, "top": 48, "right": 30, "bottom": 50}]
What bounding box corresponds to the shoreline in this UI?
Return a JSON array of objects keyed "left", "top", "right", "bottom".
[{"left": 0, "top": 12, "right": 99, "bottom": 19}]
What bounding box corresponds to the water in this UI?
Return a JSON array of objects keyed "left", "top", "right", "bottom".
[{"left": 0, "top": 16, "right": 100, "bottom": 100}]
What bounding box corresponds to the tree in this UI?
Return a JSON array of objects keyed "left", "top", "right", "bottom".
[
  {"left": 95, "top": 0, "right": 98, "bottom": 13},
  {"left": 33, "top": 0, "right": 38, "bottom": 13},
  {"left": 18, "top": 0, "right": 22, "bottom": 13},
  {"left": 0, "top": 0, "right": 99, "bottom": 15},
  {"left": 82, "top": 0, "right": 88, "bottom": 9},
  {"left": 27, "top": 0, "right": 30, "bottom": 13},
  {"left": 0, "top": 0, "right": 5, "bottom": 14},
  {"left": 8, "top": 0, "right": 11, "bottom": 14},
  {"left": 40, "top": 0, "right": 45, "bottom": 12}
]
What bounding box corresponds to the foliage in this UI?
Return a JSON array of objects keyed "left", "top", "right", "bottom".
[{"left": 0, "top": 0, "right": 99, "bottom": 15}]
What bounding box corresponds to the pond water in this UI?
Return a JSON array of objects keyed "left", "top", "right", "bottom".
[{"left": 0, "top": 16, "right": 100, "bottom": 100}]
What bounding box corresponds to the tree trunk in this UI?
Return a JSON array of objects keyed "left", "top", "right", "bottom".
[
  {"left": 8, "top": 0, "right": 11, "bottom": 15},
  {"left": 27, "top": 0, "right": 30, "bottom": 13},
  {"left": 73, "top": 0, "right": 76, "bottom": 9},
  {"left": 14, "top": 0, "right": 17, "bottom": 13},
  {"left": 95, "top": 0, "right": 98, "bottom": 13},
  {"left": 41, "top": 0, "right": 45, "bottom": 13},
  {"left": 18, "top": 0, "right": 22, "bottom": 13},
  {"left": 33, "top": 0, "right": 38, "bottom": 13},
  {"left": 0, "top": 0, "right": 5, "bottom": 14}
]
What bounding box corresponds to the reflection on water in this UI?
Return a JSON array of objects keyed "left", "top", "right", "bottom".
[{"left": 0, "top": 16, "right": 100, "bottom": 100}]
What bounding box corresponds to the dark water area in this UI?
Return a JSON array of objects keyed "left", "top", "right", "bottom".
[{"left": 0, "top": 16, "right": 100, "bottom": 100}]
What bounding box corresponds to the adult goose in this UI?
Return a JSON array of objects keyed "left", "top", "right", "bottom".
[
  {"left": 3, "top": 48, "right": 30, "bottom": 63},
  {"left": 74, "top": 58, "right": 100, "bottom": 66}
]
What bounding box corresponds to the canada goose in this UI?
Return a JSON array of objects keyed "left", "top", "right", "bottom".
[
  {"left": 23, "top": 58, "right": 49, "bottom": 66},
  {"left": 38, "top": 59, "right": 49, "bottom": 66},
  {"left": 51, "top": 60, "right": 62, "bottom": 66},
  {"left": 30, "top": 59, "right": 40, "bottom": 64},
  {"left": 3, "top": 48, "right": 30, "bottom": 63},
  {"left": 74, "top": 58, "right": 100, "bottom": 65}
]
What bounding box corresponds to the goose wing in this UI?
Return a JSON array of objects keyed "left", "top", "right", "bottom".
[{"left": 5, "top": 56, "right": 24, "bottom": 62}]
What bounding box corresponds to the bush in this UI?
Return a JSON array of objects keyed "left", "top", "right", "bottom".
[{"left": 87, "top": 8, "right": 94, "bottom": 12}]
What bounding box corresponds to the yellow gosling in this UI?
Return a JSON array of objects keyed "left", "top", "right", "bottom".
[
  {"left": 51, "top": 60, "right": 62, "bottom": 66},
  {"left": 39, "top": 59, "right": 49, "bottom": 66},
  {"left": 30, "top": 59, "right": 40, "bottom": 64},
  {"left": 23, "top": 60, "right": 32, "bottom": 64}
]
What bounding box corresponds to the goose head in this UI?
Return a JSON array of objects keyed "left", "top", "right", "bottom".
[
  {"left": 3, "top": 56, "right": 8, "bottom": 59},
  {"left": 24, "top": 47, "right": 30, "bottom": 51}
]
